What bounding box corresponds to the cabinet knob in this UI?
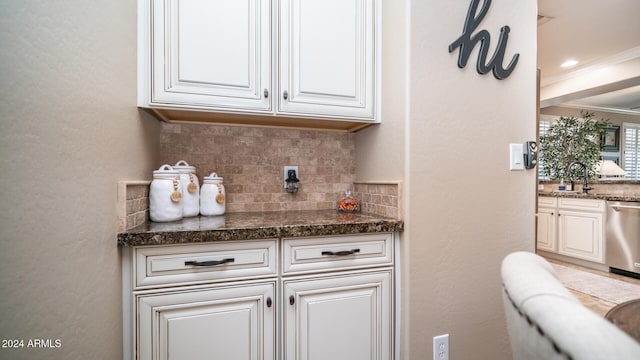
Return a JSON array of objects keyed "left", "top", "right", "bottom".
[
  {"left": 283, "top": 90, "right": 288, "bottom": 100},
  {"left": 289, "top": 295, "right": 295, "bottom": 306},
  {"left": 263, "top": 89, "right": 269, "bottom": 98},
  {"left": 266, "top": 297, "right": 272, "bottom": 308}
]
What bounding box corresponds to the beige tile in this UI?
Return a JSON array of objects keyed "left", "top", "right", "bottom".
[
  {"left": 568, "top": 289, "right": 617, "bottom": 317},
  {"left": 160, "top": 123, "right": 356, "bottom": 212}
]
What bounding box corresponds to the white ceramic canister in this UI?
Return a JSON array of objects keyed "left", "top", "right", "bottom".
[
  {"left": 173, "top": 160, "right": 200, "bottom": 217},
  {"left": 150, "top": 164, "right": 184, "bottom": 222},
  {"left": 200, "top": 172, "right": 225, "bottom": 216}
]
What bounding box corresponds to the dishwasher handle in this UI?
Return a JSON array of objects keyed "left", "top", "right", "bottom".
[{"left": 608, "top": 204, "right": 640, "bottom": 211}]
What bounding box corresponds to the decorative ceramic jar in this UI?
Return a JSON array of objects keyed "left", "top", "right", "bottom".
[
  {"left": 200, "top": 172, "right": 225, "bottom": 216},
  {"left": 150, "top": 164, "right": 183, "bottom": 222},
  {"left": 173, "top": 160, "right": 199, "bottom": 217}
]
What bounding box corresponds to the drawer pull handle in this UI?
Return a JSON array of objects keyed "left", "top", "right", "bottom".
[
  {"left": 289, "top": 295, "right": 295, "bottom": 306},
  {"left": 266, "top": 297, "right": 272, "bottom": 308},
  {"left": 184, "top": 258, "right": 235, "bottom": 267},
  {"left": 321, "top": 249, "right": 361, "bottom": 256}
]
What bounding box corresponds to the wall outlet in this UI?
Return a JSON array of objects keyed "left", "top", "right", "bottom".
[
  {"left": 283, "top": 166, "right": 299, "bottom": 188},
  {"left": 433, "top": 334, "right": 449, "bottom": 360}
]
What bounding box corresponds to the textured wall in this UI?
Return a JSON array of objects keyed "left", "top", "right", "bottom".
[
  {"left": 0, "top": 1, "right": 160, "bottom": 359},
  {"left": 159, "top": 123, "right": 357, "bottom": 212},
  {"left": 405, "top": 0, "right": 537, "bottom": 358},
  {"left": 356, "top": 0, "right": 538, "bottom": 358}
]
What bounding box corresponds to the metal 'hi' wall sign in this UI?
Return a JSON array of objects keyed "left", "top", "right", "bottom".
[{"left": 448, "top": 0, "right": 520, "bottom": 80}]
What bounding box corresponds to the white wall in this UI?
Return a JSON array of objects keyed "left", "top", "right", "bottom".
[
  {"left": 0, "top": 1, "right": 160, "bottom": 359},
  {"left": 355, "top": 0, "right": 407, "bottom": 182},
  {"left": 357, "top": 0, "right": 537, "bottom": 358}
]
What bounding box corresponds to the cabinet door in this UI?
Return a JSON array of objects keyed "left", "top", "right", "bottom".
[
  {"left": 137, "top": 282, "right": 275, "bottom": 360},
  {"left": 558, "top": 210, "right": 604, "bottom": 263},
  {"left": 278, "top": 0, "right": 378, "bottom": 120},
  {"left": 536, "top": 208, "right": 556, "bottom": 252},
  {"left": 146, "top": 0, "right": 271, "bottom": 111},
  {"left": 283, "top": 270, "right": 392, "bottom": 360}
]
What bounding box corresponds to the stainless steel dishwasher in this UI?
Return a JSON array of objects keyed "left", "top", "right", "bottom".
[{"left": 606, "top": 201, "right": 640, "bottom": 277}]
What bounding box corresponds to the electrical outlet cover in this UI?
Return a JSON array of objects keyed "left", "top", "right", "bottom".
[{"left": 433, "top": 334, "right": 449, "bottom": 360}]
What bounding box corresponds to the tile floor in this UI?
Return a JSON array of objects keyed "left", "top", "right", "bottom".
[{"left": 546, "top": 258, "right": 640, "bottom": 317}]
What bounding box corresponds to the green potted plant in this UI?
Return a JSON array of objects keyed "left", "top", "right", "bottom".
[{"left": 539, "top": 111, "right": 609, "bottom": 182}]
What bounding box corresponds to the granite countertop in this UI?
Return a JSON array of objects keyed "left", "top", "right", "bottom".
[
  {"left": 538, "top": 192, "right": 640, "bottom": 202},
  {"left": 539, "top": 179, "right": 640, "bottom": 185},
  {"left": 118, "top": 210, "right": 404, "bottom": 247}
]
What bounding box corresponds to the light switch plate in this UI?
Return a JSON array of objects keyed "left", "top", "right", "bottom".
[{"left": 510, "top": 143, "right": 524, "bottom": 170}]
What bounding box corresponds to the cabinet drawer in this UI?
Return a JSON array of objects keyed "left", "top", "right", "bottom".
[
  {"left": 133, "top": 240, "right": 277, "bottom": 289},
  {"left": 538, "top": 196, "right": 557, "bottom": 208},
  {"left": 558, "top": 198, "right": 605, "bottom": 212},
  {"left": 282, "top": 233, "right": 393, "bottom": 274}
]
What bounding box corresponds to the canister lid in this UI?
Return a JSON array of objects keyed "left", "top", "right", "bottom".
[
  {"left": 153, "top": 164, "right": 180, "bottom": 178},
  {"left": 203, "top": 172, "right": 223, "bottom": 182},
  {"left": 173, "top": 160, "right": 196, "bottom": 173}
]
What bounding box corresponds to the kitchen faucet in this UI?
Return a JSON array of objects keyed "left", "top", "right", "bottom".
[{"left": 568, "top": 162, "right": 592, "bottom": 194}]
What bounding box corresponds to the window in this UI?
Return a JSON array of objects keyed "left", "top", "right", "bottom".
[
  {"left": 622, "top": 123, "right": 640, "bottom": 179},
  {"left": 538, "top": 116, "right": 640, "bottom": 180}
]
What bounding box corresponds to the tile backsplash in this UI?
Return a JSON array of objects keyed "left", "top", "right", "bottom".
[
  {"left": 353, "top": 182, "right": 402, "bottom": 219},
  {"left": 159, "top": 123, "right": 357, "bottom": 213},
  {"left": 538, "top": 180, "right": 640, "bottom": 196},
  {"left": 117, "top": 123, "right": 403, "bottom": 231},
  {"left": 117, "top": 181, "right": 150, "bottom": 232}
]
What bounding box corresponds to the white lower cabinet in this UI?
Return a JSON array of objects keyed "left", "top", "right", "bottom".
[
  {"left": 536, "top": 206, "right": 557, "bottom": 252},
  {"left": 137, "top": 282, "right": 275, "bottom": 360},
  {"left": 124, "top": 233, "right": 396, "bottom": 360},
  {"left": 536, "top": 196, "right": 605, "bottom": 263},
  {"left": 557, "top": 209, "right": 604, "bottom": 263},
  {"left": 283, "top": 270, "right": 392, "bottom": 360}
]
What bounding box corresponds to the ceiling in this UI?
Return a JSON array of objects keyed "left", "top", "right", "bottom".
[{"left": 537, "top": 0, "right": 640, "bottom": 115}]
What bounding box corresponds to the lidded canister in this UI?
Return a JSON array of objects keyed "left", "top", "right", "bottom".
[
  {"left": 200, "top": 172, "right": 225, "bottom": 216},
  {"left": 150, "top": 164, "right": 183, "bottom": 222},
  {"left": 173, "top": 160, "right": 199, "bottom": 217}
]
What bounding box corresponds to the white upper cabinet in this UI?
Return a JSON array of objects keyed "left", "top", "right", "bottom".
[
  {"left": 138, "top": 0, "right": 381, "bottom": 131},
  {"left": 278, "top": 0, "right": 378, "bottom": 120},
  {"left": 140, "top": 0, "right": 271, "bottom": 112}
]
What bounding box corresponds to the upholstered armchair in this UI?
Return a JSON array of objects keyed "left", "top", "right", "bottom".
[{"left": 501, "top": 251, "right": 640, "bottom": 360}]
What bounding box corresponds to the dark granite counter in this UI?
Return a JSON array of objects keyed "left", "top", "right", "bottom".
[
  {"left": 538, "top": 192, "right": 640, "bottom": 202},
  {"left": 118, "top": 210, "right": 404, "bottom": 247}
]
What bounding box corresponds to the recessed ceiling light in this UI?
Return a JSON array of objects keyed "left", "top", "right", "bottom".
[{"left": 561, "top": 60, "right": 579, "bottom": 68}]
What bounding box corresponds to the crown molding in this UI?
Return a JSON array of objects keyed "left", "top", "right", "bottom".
[{"left": 540, "top": 46, "right": 640, "bottom": 87}]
